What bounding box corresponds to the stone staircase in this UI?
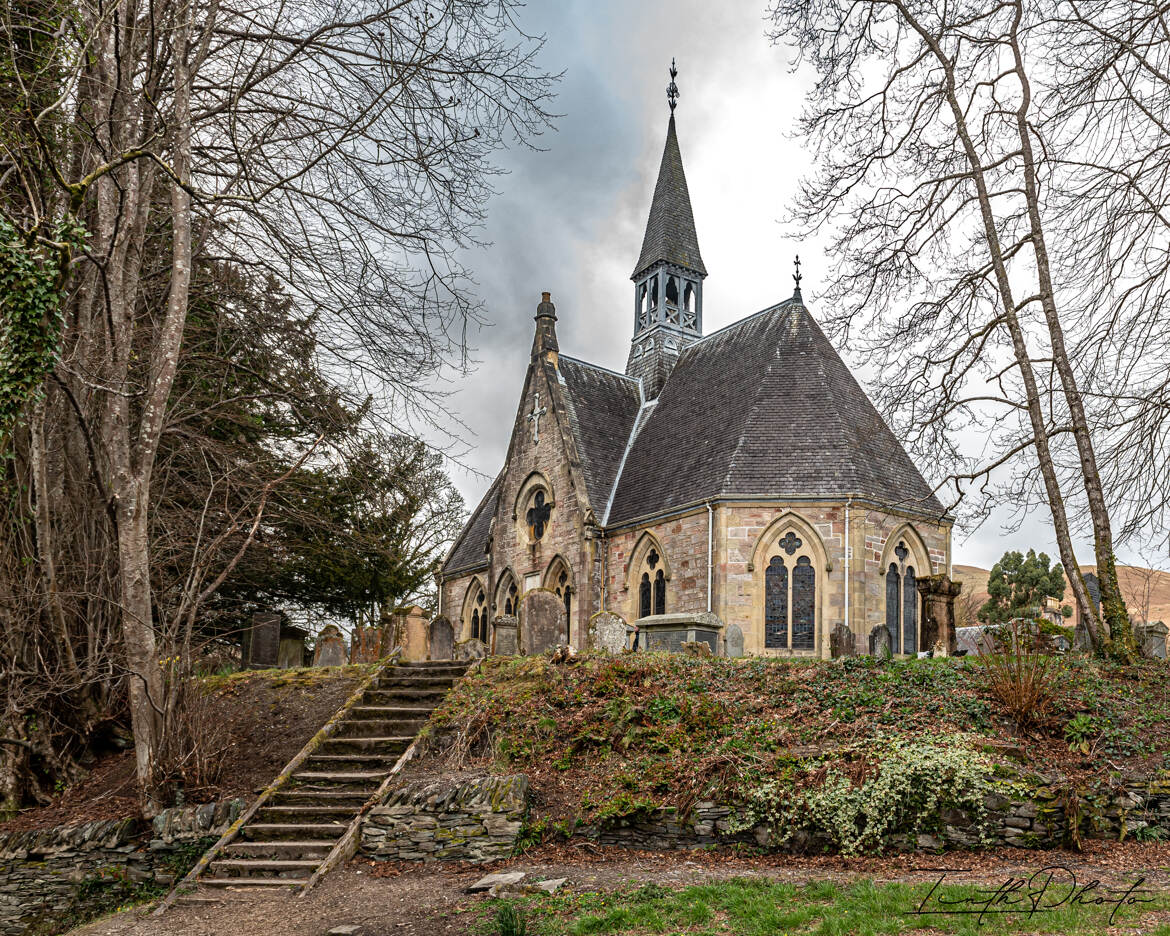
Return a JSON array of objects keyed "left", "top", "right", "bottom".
[{"left": 186, "top": 660, "right": 469, "bottom": 892}]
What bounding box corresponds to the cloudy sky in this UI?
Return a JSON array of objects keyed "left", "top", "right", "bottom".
[{"left": 428, "top": 0, "right": 1136, "bottom": 572}]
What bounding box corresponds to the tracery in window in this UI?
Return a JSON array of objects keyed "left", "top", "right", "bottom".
[
  {"left": 631, "top": 534, "right": 669, "bottom": 620},
  {"left": 760, "top": 525, "right": 820, "bottom": 652},
  {"left": 526, "top": 489, "right": 552, "bottom": 541},
  {"left": 884, "top": 536, "right": 921, "bottom": 654},
  {"left": 465, "top": 582, "right": 488, "bottom": 644}
]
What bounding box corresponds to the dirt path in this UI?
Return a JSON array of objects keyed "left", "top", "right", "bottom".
[{"left": 73, "top": 841, "right": 1170, "bottom": 936}]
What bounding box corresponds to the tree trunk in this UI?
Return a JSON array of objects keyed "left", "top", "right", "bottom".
[{"left": 1005, "top": 9, "right": 1134, "bottom": 660}]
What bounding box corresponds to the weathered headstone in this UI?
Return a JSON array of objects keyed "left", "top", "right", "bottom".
[
  {"left": 454, "top": 637, "right": 488, "bottom": 661},
  {"left": 916, "top": 573, "right": 962, "bottom": 655},
  {"left": 588, "top": 611, "right": 633, "bottom": 654},
  {"left": 246, "top": 612, "right": 281, "bottom": 668},
  {"left": 869, "top": 623, "right": 892, "bottom": 658},
  {"left": 277, "top": 627, "right": 308, "bottom": 668},
  {"left": 830, "top": 622, "right": 856, "bottom": 658},
  {"left": 520, "top": 589, "right": 566, "bottom": 655},
  {"left": 1136, "top": 620, "right": 1168, "bottom": 660},
  {"left": 429, "top": 615, "right": 454, "bottom": 660},
  {"left": 349, "top": 624, "right": 391, "bottom": 664},
  {"left": 491, "top": 615, "right": 518, "bottom": 655},
  {"left": 724, "top": 622, "right": 744, "bottom": 658},
  {"left": 312, "top": 624, "right": 348, "bottom": 667}
]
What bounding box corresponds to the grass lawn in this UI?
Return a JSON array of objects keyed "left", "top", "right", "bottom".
[{"left": 480, "top": 877, "right": 1170, "bottom": 935}]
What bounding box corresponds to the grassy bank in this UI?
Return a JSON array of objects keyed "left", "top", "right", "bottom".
[{"left": 417, "top": 653, "right": 1170, "bottom": 850}]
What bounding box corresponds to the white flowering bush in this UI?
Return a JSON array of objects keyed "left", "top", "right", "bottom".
[{"left": 734, "top": 735, "right": 994, "bottom": 855}]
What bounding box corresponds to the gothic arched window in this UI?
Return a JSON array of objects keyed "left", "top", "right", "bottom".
[
  {"left": 639, "top": 573, "right": 652, "bottom": 618},
  {"left": 654, "top": 569, "right": 666, "bottom": 615},
  {"left": 504, "top": 581, "right": 518, "bottom": 615},
  {"left": 683, "top": 282, "right": 696, "bottom": 329},
  {"left": 884, "top": 539, "right": 921, "bottom": 654},
  {"left": 761, "top": 528, "right": 819, "bottom": 652},
  {"left": 465, "top": 583, "right": 488, "bottom": 644},
  {"left": 633, "top": 538, "right": 668, "bottom": 620}
]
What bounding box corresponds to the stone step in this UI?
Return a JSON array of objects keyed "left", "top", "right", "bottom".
[
  {"left": 332, "top": 720, "right": 425, "bottom": 739},
  {"left": 362, "top": 688, "right": 448, "bottom": 704},
  {"left": 349, "top": 705, "right": 434, "bottom": 720},
  {"left": 225, "top": 840, "right": 337, "bottom": 860},
  {"left": 373, "top": 678, "right": 457, "bottom": 692},
  {"left": 384, "top": 664, "right": 468, "bottom": 677},
  {"left": 258, "top": 804, "right": 366, "bottom": 821},
  {"left": 271, "top": 790, "right": 370, "bottom": 806},
  {"left": 241, "top": 823, "right": 347, "bottom": 840},
  {"left": 290, "top": 769, "right": 388, "bottom": 783},
  {"left": 305, "top": 754, "right": 400, "bottom": 770},
  {"left": 200, "top": 878, "right": 301, "bottom": 889},
  {"left": 208, "top": 858, "right": 318, "bottom": 878},
  {"left": 321, "top": 735, "right": 415, "bottom": 751}
]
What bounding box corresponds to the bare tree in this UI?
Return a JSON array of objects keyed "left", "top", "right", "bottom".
[
  {"left": 767, "top": 0, "right": 1155, "bottom": 657},
  {"left": 1, "top": 0, "right": 553, "bottom": 811}
]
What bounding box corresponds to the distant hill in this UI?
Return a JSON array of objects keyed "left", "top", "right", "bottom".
[{"left": 951, "top": 562, "right": 1170, "bottom": 627}]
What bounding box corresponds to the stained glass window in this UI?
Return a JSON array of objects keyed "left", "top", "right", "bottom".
[
  {"left": 765, "top": 556, "right": 788, "bottom": 648},
  {"left": 903, "top": 565, "right": 917, "bottom": 654},
  {"left": 792, "top": 556, "right": 816, "bottom": 650},
  {"left": 886, "top": 563, "right": 900, "bottom": 651},
  {"left": 653, "top": 569, "right": 666, "bottom": 615},
  {"left": 640, "top": 572, "right": 652, "bottom": 619}
]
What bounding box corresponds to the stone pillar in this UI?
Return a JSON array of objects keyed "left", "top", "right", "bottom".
[{"left": 916, "top": 574, "right": 962, "bottom": 655}]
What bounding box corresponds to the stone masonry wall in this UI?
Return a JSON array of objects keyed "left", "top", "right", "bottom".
[
  {"left": 361, "top": 775, "right": 528, "bottom": 864},
  {"left": 361, "top": 773, "right": 1170, "bottom": 865},
  {"left": 0, "top": 798, "right": 244, "bottom": 936}
]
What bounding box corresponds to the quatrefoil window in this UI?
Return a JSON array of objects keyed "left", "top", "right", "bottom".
[
  {"left": 526, "top": 490, "right": 552, "bottom": 540},
  {"left": 894, "top": 541, "right": 909, "bottom": 563},
  {"left": 778, "top": 531, "right": 803, "bottom": 556},
  {"left": 647, "top": 549, "right": 659, "bottom": 569}
]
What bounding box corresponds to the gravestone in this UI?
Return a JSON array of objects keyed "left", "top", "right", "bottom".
[
  {"left": 588, "top": 611, "right": 633, "bottom": 654},
  {"left": 869, "top": 623, "right": 892, "bottom": 658},
  {"left": 350, "top": 624, "right": 391, "bottom": 663},
  {"left": 491, "top": 615, "right": 518, "bottom": 655},
  {"left": 277, "top": 627, "right": 308, "bottom": 668},
  {"left": 454, "top": 637, "right": 488, "bottom": 661},
  {"left": 520, "top": 589, "right": 566, "bottom": 655},
  {"left": 312, "top": 624, "right": 348, "bottom": 667},
  {"left": 830, "top": 622, "right": 856, "bottom": 658},
  {"left": 246, "top": 613, "right": 281, "bottom": 668},
  {"left": 724, "top": 622, "right": 744, "bottom": 658},
  {"left": 429, "top": 615, "right": 455, "bottom": 660},
  {"left": 1136, "top": 620, "right": 1168, "bottom": 660},
  {"left": 916, "top": 574, "right": 962, "bottom": 655}
]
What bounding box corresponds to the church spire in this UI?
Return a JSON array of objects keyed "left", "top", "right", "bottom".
[{"left": 627, "top": 60, "right": 707, "bottom": 399}]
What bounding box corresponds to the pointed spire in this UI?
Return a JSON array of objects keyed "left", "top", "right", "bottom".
[
  {"left": 532, "top": 291, "right": 558, "bottom": 363},
  {"left": 632, "top": 63, "right": 706, "bottom": 280}
]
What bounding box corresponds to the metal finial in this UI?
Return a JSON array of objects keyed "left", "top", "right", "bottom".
[
  {"left": 667, "top": 58, "right": 679, "bottom": 113},
  {"left": 793, "top": 254, "right": 803, "bottom": 298}
]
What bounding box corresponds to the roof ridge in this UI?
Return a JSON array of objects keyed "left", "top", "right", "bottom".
[
  {"left": 558, "top": 354, "right": 639, "bottom": 382},
  {"left": 687, "top": 297, "right": 802, "bottom": 349},
  {"left": 602, "top": 396, "right": 655, "bottom": 525}
]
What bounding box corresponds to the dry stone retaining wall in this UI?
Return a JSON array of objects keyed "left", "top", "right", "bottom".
[
  {"left": 360, "top": 774, "right": 1170, "bottom": 865},
  {"left": 0, "top": 799, "right": 244, "bottom": 936},
  {"left": 361, "top": 775, "right": 528, "bottom": 863}
]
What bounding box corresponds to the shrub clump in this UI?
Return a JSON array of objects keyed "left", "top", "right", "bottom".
[{"left": 733, "top": 734, "right": 994, "bottom": 855}]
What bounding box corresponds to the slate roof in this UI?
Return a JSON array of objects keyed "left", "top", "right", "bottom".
[
  {"left": 633, "top": 114, "right": 706, "bottom": 279},
  {"left": 444, "top": 474, "right": 500, "bottom": 574},
  {"left": 604, "top": 300, "right": 947, "bottom": 525},
  {"left": 556, "top": 357, "right": 643, "bottom": 514}
]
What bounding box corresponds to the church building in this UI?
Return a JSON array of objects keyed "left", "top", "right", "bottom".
[{"left": 437, "top": 69, "right": 953, "bottom": 660}]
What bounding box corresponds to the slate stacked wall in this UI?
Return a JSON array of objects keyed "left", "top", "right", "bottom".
[{"left": 0, "top": 799, "right": 243, "bottom": 936}]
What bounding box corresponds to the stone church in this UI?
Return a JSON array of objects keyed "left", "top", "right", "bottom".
[{"left": 437, "top": 78, "right": 955, "bottom": 660}]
